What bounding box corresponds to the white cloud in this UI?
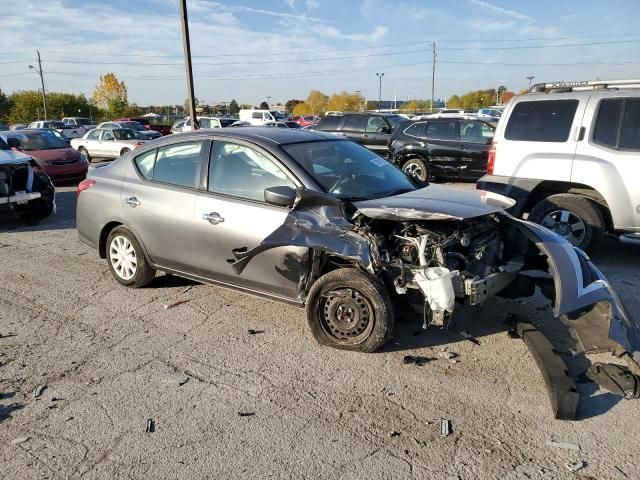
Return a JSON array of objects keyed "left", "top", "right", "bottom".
[
  {"left": 467, "top": 0, "right": 533, "bottom": 22},
  {"left": 306, "top": 0, "right": 319, "bottom": 8}
]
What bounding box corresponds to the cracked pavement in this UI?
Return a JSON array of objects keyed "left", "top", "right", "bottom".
[{"left": 1, "top": 185, "right": 640, "bottom": 479}]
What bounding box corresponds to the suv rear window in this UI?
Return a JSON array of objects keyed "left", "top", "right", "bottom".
[
  {"left": 593, "top": 98, "right": 640, "bottom": 150},
  {"left": 316, "top": 115, "right": 342, "bottom": 131},
  {"left": 505, "top": 100, "right": 578, "bottom": 142}
]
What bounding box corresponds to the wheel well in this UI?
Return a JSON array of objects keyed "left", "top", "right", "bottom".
[
  {"left": 120, "top": 148, "right": 131, "bottom": 155},
  {"left": 523, "top": 181, "right": 613, "bottom": 231},
  {"left": 398, "top": 152, "right": 427, "bottom": 166},
  {"left": 99, "top": 221, "right": 122, "bottom": 258}
]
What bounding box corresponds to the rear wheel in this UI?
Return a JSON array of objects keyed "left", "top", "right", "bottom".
[
  {"left": 528, "top": 193, "right": 605, "bottom": 252},
  {"left": 401, "top": 157, "right": 429, "bottom": 181},
  {"left": 306, "top": 269, "right": 394, "bottom": 352},
  {"left": 106, "top": 226, "right": 155, "bottom": 287},
  {"left": 120, "top": 148, "right": 131, "bottom": 156},
  {"left": 79, "top": 147, "right": 91, "bottom": 163}
]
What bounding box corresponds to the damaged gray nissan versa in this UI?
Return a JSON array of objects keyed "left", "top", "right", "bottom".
[{"left": 76, "top": 128, "right": 640, "bottom": 387}]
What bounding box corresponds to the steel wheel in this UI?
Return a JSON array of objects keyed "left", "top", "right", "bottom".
[
  {"left": 109, "top": 235, "right": 137, "bottom": 280},
  {"left": 540, "top": 209, "right": 587, "bottom": 246},
  {"left": 319, "top": 288, "right": 374, "bottom": 346}
]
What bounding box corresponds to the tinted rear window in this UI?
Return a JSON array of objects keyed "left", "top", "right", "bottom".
[
  {"left": 317, "top": 115, "right": 343, "bottom": 131},
  {"left": 403, "top": 122, "right": 426, "bottom": 138},
  {"left": 593, "top": 99, "right": 622, "bottom": 148},
  {"left": 341, "top": 116, "right": 366, "bottom": 132},
  {"left": 505, "top": 100, "right": 578, "bottom": 142},
  {"left": 620, "top": 99, "right": 640, "bottom": 150}
]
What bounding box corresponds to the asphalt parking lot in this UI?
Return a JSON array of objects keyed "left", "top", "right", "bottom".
[{"left": 1, "top": 184, "right": 640, "bottom": 480}]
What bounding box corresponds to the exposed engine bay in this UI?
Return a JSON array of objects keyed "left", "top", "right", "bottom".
[{"left": 0, "top": 153, "right": 55, "bottom": 221}]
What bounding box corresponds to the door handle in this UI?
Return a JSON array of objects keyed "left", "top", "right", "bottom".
[
  {"left": 125, "top": 196, "right": 140, "bottom": 207},
  {"left": 202, "top": 212, "right": 224, "bottom": 225}
]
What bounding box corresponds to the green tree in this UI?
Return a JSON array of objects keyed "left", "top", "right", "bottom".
[
  {"left": 259, "top": 101, "right": 269, "bottom": 110},
  {"left": 0, "top": 88, "right": 12, "bottom": 122},
  {"left": 285, "top": 99, "right": 303, "bottom": 113},
  {"left": 7, "top": 90, "right": 92, "bottom": 123},
  {"left": 228, "top": 99, "right": 240, "bottom": 115}
]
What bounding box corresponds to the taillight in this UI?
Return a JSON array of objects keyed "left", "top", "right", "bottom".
[
  {"left": 76, "top": 179, "right": 96, "bottom": 198},
  {"left": 487, "top": 142, "right": 496, "bottom": 175}
]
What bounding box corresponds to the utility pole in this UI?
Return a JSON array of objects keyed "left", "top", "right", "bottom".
[
  {"left": 179, "top": 0, "right": 198, "bottom": 129},
  {"left": 29, "top": 50, "right": 47, "bottom": 120},
  {"left": 526, "top": 75, "right": 535, "bottom": 88},
  {"left": 376, "top": 72, "right": 384, "bottom": 112},
  {"left": 431, "top": 41, "right": 436, "bottom": 113}
]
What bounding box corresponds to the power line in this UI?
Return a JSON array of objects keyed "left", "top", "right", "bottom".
[{"left": 438, "top": 39, "right": 640, "bottom": 51}]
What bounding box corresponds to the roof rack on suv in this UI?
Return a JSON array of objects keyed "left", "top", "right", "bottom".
[{"left": 529, "top": 79, "right": 640, "bottom": 93}]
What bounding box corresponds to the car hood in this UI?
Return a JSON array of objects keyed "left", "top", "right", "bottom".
[
  {"left": 0, "top": 149, "right": 32, "bottom": 165},
  {"left": 24, "top": 148, "right": 79, "bottom": 162},
  {"left": 352, "top": 184, "right": 516, "bottom": 221}
]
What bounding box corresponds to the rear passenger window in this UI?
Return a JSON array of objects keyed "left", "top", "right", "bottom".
[
  {"left": 135, "top": 150, "right": 156, "bottom": 179},
  {"left": 505, "top": 100, "right": 578, "bottom": 142},
  {"left": 403, "top": 122, "right": 426, "bottom": 138},
  {"left": 426, "top": 121, "right": 457, "bottom": 141},
  {"left": 317, "top": 115, "right": 342, "bottom": 130},
  {"left": 620, "top": 99, "right": 640, "bottom": 150},
  {"left": 593, "top": 99, "right": 623, "bottom": 148},
  {"left": 153, "top": 141, "right": 202, "bottom": 188},
  {"left": 342, "top": 116, "right": 366, "bottom": 132}
]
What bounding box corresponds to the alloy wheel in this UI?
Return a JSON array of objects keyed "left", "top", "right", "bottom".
[{"left": 540, "top": 209, "right": 587, "bottom": 246}]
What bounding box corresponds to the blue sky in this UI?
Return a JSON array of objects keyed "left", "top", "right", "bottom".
[{"left": 1, "top": 0, "right": 640, "bottom": 106}]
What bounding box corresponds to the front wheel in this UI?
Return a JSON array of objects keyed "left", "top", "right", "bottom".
[
  {"left": 106, "top": 226, "right": 156, "bottom": 287},
  {"left": 528, "top": 193, "right": 605, "bottom": 252},
  {"left": 79, "top": 147, "right": 91, "bottom": 163},
  {"left": 306, "top": 269, "right": 394, "bottom": 352},
  {"left": 401, "top": 157, "right": 429, "bottom": 181},
  {"left": 120, "top": 148, "right": 131, "bottom": 156}
]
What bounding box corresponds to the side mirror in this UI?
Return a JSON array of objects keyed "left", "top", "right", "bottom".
[
  {"left": 6, "top": 138, "right": 21, "bottom": 149},
  {"left": 264, "top": 185, "right": 297, "bottom": 207}
]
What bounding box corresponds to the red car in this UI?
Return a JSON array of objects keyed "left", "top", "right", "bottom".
[
  {"left": 0, "top": 129, "right": 87, "bottom": 183},
  {"left": 294, "top": 115, "right": 320, "bottom": 127}
]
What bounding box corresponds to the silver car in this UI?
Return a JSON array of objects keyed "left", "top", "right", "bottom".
[
  {"left": 71, "top": 128, "right": 147, "bottom": 162},
  {"left": 76, "top": 128, "right": 639, "bottom": 395}
]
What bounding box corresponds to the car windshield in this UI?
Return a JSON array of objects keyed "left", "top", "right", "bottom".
[
  {"left": 44, "top": 121, "right": 65, "bottom": 129},
  {"left": 6, "top": 131, "right": 68, "bottom": 150},
  {"left": 113, "top": 128, "right": 143, "bottom": 140},
  {"left": 282, "top": 140, "right": 417, "bottom": 200},
  {"left": 121, "top": 121, "right": 144, "bottom": 131},
  {"left": 75, "top": 118, "right": 93, "bottom": 125},
  {"left": 219, "top": 118, "right": 235, "bottom": 127}
]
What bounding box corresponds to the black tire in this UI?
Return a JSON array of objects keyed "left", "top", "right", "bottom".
[
  {"left": 401, "top": 157, "right": 429, "bottom": 181},
  {"left": 106, "top": 226, "right": 155, "bottom": 287},
  {"left": 120, "top": 148, "right": 131, "bottom": 156},
  {"left": 306, "top": 269, "right": 394, "bottom": 353},
  {"left": 528, "top": 193, "right": 605, "bottom": 252},
  {"left": 79, "top": 147, "right": 91, "bottom": 163}
]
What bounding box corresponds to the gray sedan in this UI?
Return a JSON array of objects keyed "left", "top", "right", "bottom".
[
  {"left": 75, "top": 128, "right": 639, "bottom": 383},
  {"left": 71, "top": 128, "right": 147, "bottom": 161}
]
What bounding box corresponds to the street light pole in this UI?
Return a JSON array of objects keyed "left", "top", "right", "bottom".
[
  {"left": 179, "top": 0, "right": 198, "bottom": 129},
  {"left": 376, "top": 72, "right": 384, "bottom": 112},
  {"left": 526, "top": 75, "right": 535, "bottom": 88},
  {"left": 29, "top": 50, "right": 47, "bottom": 120}
]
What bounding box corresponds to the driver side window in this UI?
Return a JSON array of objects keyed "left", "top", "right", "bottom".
[
  {"left": 207, "top": 141, "right": 294, "bottom": 202},
  {"left": 102, "top": 130, "right": 114, "bottom": 141},
  {"left": 366, "top": 116, "right": 387, "bottom": 133},
  {"left": 87, "top": 130, "right": 101, "bottom": 140}
]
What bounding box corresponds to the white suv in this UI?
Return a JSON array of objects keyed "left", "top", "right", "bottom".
[{"left": 477, "top": 79, "right": 640, "bottom": 251}]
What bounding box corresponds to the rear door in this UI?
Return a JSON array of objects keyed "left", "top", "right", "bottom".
[
  {"left": 423, "top": 120, "right": 462, "bottom": 179},
  {"left": 121, "top": 141, "right": 204, "bottom": 271},
  {"left": 458, "top": 120, "right": 494, "bottom": 180},
  {"left": 339, "top": 116, "right": 366, "bottom": 145},
  {"left": 191, "top": 139, "right": 306, "bottom": 299},
  {"left": 362, "top": 116, "right": 391, "bottom": 155}
]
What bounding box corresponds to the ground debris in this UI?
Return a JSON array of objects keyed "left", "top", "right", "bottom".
[
  {"left": 164, "top": 299, "right": 190, "bottom": 310},
  {"left": 10, "top": 437, "right": 30, "bottom": 445},
  {"left": 566, "top": 461, "right": 586, "bottom": 472},
  {"left": 238, "top": 412, "right": 255, "bottom": 417},
  {"left": 438, "top": 351, "right": 458, "bottom": 360},
  {"left": 162, "top": 376, "right": 190, "bottom": 386},
  {"left": 32, "top": 384, "right": 46, "bottom": 398},
  {"left": 440, "top": 418, "right": 452, "bottom": 437},
  {"left": 247, "top": 329, "right": 265, "bottom": 335},
  {"left": 146, "top": 418, "right": 155, "bottom": 433},
  {"left": 456, "top": 330, "right": 480, "bottom": 345},
  {"left": 179, "top": 285, "right": 193, "bottom": 294},
  {"left": 403, "top": 355, "right": 433, "bottom": 366},
  {"left": 0, "top": 332, "right": 17, "bottom": 339},
  {"left": 388, "top": 431, "right": 401, "bottom": 437},
  {"left": 546, "top": 439, "right": 580, "bottom": 451}
]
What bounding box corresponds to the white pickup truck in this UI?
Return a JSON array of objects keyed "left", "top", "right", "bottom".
[{"left": 28, "top": 120, "right": 85, "bottom": 139}]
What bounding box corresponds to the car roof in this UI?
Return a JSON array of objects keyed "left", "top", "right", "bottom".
[{"left": 157, "top": 126, "right": 341, "bottom": 146}]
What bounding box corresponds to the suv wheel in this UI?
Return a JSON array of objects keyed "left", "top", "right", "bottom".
[
  {"left": 106, "top": 226, "right": 156, "bottom": 287},
  {"left": 528, "top": 194, "right": 605, "bottom": 252},
  {"left": 306, "top": 269, "right": 394, "bottom": 352},
  {"left": 402, "top": 157, "right": 429, "bottom": 181}
]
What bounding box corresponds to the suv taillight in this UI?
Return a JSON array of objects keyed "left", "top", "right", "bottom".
[
  {"left": 76, "top": 179, "right": 96, "bottom": 198},
  {"left": 487, "top": 142, "right": 496, "bottom": 175}
]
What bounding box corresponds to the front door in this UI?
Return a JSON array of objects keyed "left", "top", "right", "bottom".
[
  {"left": 121, "top": 141, "right": 204, "bottom": 271},
  {"left": 362, "top": 116, "right": 391, "bottom": 156},
  {"left": 191, "top": 139, "right": 307, "bottom": 300},
  {"left": 423, "top": 120, "right": 462, "bottom": 179}
]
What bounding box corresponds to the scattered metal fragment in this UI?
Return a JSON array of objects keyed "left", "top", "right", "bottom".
[
  {"left": 566, "top": 461, "right": 586, "bottom": 472},
  {"left": 163, "top": 299, "right": 190, "bottom": 310},
  {"left": 247, "top": 329, "right": 265, "bottom": 335},
  {"left": 65, "top": 416, "right": 74, "bottom": 422},
  {"left": 403, "top": 355, "right": 433, "bottom": 366},
  {"left": 10, "top": 437, "right": 30, "bottom": 445},
  {"left": 438, "top": 351, "right": 458, "bottom": 360},
  {"left": 32, "top": 385, "right": 46, "bottom": 398},
  {"left": 440, "top": 419, "right": 452, "bottom": 437},
  {"left": 614, "top": 466, "right": 628, "bottom": 478},
  {"left": 146, "top": 418, "right": 155, "bottom": 433},
  {"left": 237, "top": 412, "right": 255, "bottom": 417},
  {"left": 162, "top": 376, "right": 190, "bottom": 386},
  {"left": 88, "top": 291, "right": 97, "bottom": 296},
  {"left": 389, "top": 431, "right": 400, "bottom": 437},
  {"left": 586, "top": 363, "right": 640, "bottom": 399},
  {"left": 0, "top": 333, "right": 17, "bottom": 339},
  {"left": 546, "top": 440, "right": 580, "bottom": 451},
  {"left": 179, "top": 285, "right": 193, "bottom": 294}
]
